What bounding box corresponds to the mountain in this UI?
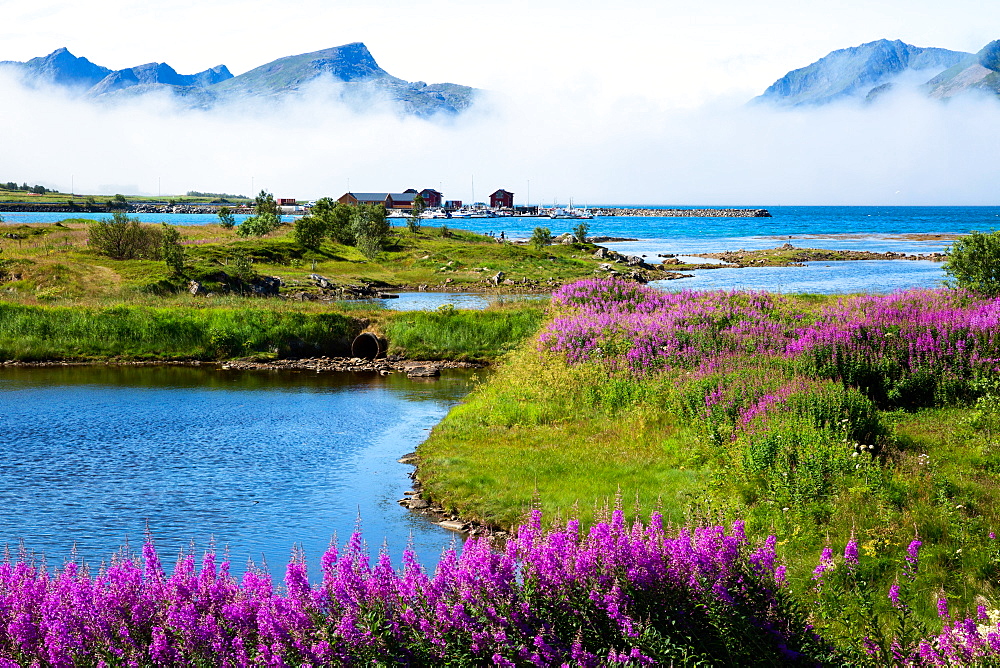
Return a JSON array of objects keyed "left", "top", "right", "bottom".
[
  {"left": 89, "top": 62, "right": 234, "bottom": 96},
  {"left": 0, "top": 46, "right": 111, "bottom": 88},
  {"left": 755, "top": 39, "right": 971, "bottom": 106},
  {"left": 0, "top": 44, "right": 476, "bottom": 116},
  {"left": 925, "top": 40, "right": 1000, "bottom": 99}
]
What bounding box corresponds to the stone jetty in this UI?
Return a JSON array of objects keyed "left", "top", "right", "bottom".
[{"left": 595, "top": 208, "right": 771, "bottom": 217}]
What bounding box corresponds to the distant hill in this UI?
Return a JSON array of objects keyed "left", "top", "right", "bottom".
[
  {"left": 0, "top": 43, "right": 476, "bottom": 116},
  {"left": 754, "top": 39, "right": 973, "bottom": 106},
  {"left": 926, "top": 40, "right": 1000, "bottom": 99}
]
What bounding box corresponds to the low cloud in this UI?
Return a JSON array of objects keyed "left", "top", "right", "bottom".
[{"left": 1, "top": 69, "right": 999, "bottom": 206}]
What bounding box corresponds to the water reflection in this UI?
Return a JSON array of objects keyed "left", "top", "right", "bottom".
[{"left": 0, "top": 366, "right": 477, "bottom": 578}]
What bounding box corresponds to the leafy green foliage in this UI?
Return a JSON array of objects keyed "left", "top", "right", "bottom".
[
  {"left": 352, "top": 203, "right": 391, "bottom": 260},
  {"left": 307, "top": 198, "right": 353, "bottom": 245},
  {"left": 407, "top": 193, "right": 425, "bottom": 234},
  {"left": 530, "top": 226, "right": 552, "bottom": 250},
  {"left": 160, "top": 223, "right": 185, "bottom": 276},
  {"left": 237, "top": 190, "right": 282, "bottom": 237},
  {"left": 88, "top": 212, "right": 163, "bottom": 260},
  {"left": 293, "top": 215, "right": 327, "bottom": 249},
  {"left": 217, "top": 206, "right": 235, "bottom": 229},
  {"left": 572, "top": 221, "right": 590, "bottom": 244},
  {"left": 944, "top": 230, "right": 1000, "bottom": 296}
]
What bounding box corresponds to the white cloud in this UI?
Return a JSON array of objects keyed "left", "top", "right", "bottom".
[{"left": 2, "top": 65, "right": 999, "bottom": 206}]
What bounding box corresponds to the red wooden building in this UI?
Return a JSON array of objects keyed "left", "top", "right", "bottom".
[{"left": 490, "top": 189, "right": 514, "bottom": 209}]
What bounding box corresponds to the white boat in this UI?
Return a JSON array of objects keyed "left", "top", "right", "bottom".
[{"left": 549, "top": 206, "right": 593, "bottom": 219}]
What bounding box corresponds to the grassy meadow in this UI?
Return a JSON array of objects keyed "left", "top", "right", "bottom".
[
  {"left": 417, "top": 278, "right": 1000, "bottom": 660},
  {"left": 0, "top": 218, "right": 611, "bottom": 361}
]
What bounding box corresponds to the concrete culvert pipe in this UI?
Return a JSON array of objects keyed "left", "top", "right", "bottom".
[{"left": 351, "top": 332, "right": 386, "bottom": 360}]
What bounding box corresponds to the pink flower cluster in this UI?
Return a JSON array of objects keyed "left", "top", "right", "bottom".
[
  {"left": 541, "top": 279, "right": 1000, "bottom": 406},
  {"left": 0, "top": 513, "right": 817, "bottom": 666}
]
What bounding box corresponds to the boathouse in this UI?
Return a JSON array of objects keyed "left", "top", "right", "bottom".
[
  {"left": 419, "top": 189, "right": 443, "bottom": 208},
  {"left": 490, "top": 189, "right": 514, "bottom": 209}
]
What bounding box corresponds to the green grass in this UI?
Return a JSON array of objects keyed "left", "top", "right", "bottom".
[
  {"left": 0, "top": 302, "right": 357, "bottom": 360},
  {"left": 0, "top": 221, "right": 641, "bottom": 306},
  {"left": 385, "top": 301, "right": 548, "bottom": 362},
  {"left": 418, "top": 345, "right": 712, "bottom": 529}
]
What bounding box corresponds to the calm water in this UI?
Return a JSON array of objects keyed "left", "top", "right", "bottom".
[
  {"left": 5, "top": 205, "right": 998, "bottom": 238},
  {"left": 0, "top": 366, "right": 476, "bottom": 576}
]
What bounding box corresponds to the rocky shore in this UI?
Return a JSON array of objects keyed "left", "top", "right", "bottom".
[
  {"left": 594, "top": 208, "right": 772, "bottom": 217},
  {"left": 1, "top": 356, "right": 482, "bottom": 376},
  {"left": 219, "top": 356, "right": 482, "bottom": 376},
  {"left": 396, "top": 453, "right": 503, "bottom": 540}
]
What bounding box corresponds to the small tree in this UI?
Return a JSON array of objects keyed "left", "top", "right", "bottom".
[
  {"left": 530, "top": 226, "right": 552, "bottom": 250},
  {"left": 217, "top": 206, "right": 235, "bottom": 229},
  {"left": 944, "top": 230, "right": 1000, "bottom": 297},
  {"left": 352, "top": 203, "right": 391, "bottom": 260},
  {"left": 237, "top": 190, "right": 282, "bottom": 237},
  {"left": 407, "top": 194, "right": 424, "bottom": 234},
  {"left": 308, "top": 198, "right": 354, "bottom": 245},
  {"left": 572, "top": 221, "right": 591, "bottom": 244},
  {"left": 110, "top": 193, "right": 128, "bottom": 209},
  {"left": 161, "top": 223, "right": 185, "bottom": 276},
  {"left": 294, "top": 215, "right": 327, "bottom": 250}
]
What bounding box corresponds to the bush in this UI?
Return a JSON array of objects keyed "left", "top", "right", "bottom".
[
  {"left": 217, "top": 206, "right": 235, "bottom": 229},
  {"left": 943, "top": 230, "right": 1000, "bottom": 296},
  {"left": 88, "top": 212, "right": 163, "bottom": 260},
  {"left": 530, "top": 226, "right": 552, "bottom": 250},
  {"left": 236, "top": 213, "right": 280, "bottom": 237},
  {"left": 293, "top": 215, "right": 327, "bottom": 249}
]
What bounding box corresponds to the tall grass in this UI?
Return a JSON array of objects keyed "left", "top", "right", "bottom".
[
  {"left": 0, "top": 303, "right": 356, "bottom": 360},
  {"left": 385, "top": 302, "right": 547, "bottom": 362}
]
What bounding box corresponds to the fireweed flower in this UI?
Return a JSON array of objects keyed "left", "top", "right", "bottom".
[{"left": 844, "top": 536, "right": 859, "bottom": 570}]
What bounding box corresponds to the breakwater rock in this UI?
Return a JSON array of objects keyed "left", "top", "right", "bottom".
[
  {"left": 596, "top": 208, "right": 771, "bottom": 218},
  {"left": 694, "top": 244, "right": 946, "bottom": 267}
]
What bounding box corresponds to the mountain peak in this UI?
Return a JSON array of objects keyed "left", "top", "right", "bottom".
[
  {"left": 756, "top": 39, "right": 971, "bottom": 106},
  {"left": 2, "top": 42, "right": 475, "bottom": 117}
]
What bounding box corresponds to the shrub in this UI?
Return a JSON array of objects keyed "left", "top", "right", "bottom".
[
  {"left": 944, "top": 230, "right": 1000, "bottom": 297},
  {"left": 217, "top": 205, "right": 235, "bottom": 229},
  {"left": 530, "top": 226, "right": 552, "bottom": 250},
  {"left": 87, "top": 211, "right": 162, "bottom": 260}
]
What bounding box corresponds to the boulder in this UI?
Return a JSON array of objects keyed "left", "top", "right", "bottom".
[{"left": 251, "top": 275, "right": 281, "bottom": 296}]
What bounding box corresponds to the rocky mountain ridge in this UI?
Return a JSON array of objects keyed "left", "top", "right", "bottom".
[
  {"left": 0, "top": 43, "right": 475, "bottom": 116},
  {"left": 756, "top": 38, "right": 1000, "bottom": 106}
]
